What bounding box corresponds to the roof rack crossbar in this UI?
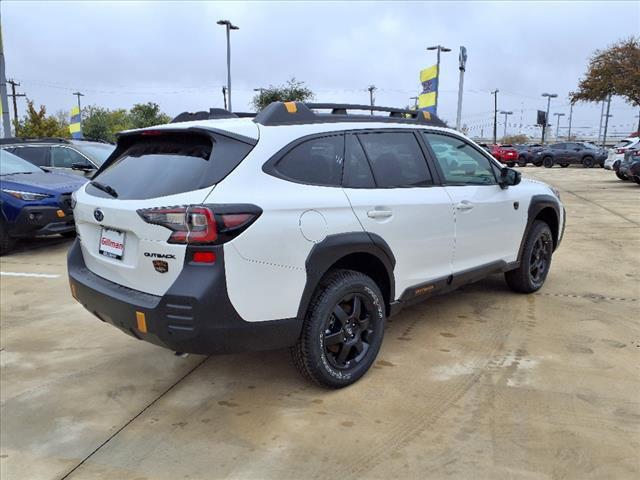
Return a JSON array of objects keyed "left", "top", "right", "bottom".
[{"left": 253, "top": 102, "right": 446, "bottom": 128}]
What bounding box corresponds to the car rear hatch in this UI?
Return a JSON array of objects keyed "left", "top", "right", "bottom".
[{"left": 74, "top": 123, "right": 258, "bottom": 296}]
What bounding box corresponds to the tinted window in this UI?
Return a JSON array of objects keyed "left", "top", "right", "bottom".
[
  {"left": 275, "top": 135, "right": 343, "bottom": 186},
  {"left": 74, "top": 143, "right": 115, "bottom": 166},
  {"left": 88, "top": 132, "right": 252, "bottom": 200},
  {"left": 343, "top": 135, "right": 375, "bottom": 188},
  {"left": 550, "top": 144, "right": 565, "bottom": 150},
  {"left": 51, "top": 147, "right": 90, "bottom": 168},
  {"left": 357, "top": 132, "right": 432, "bottom": 188},
  {"left": 12, "top": 146, "right": 50, "bottom": 167},
  {"left": 423, "top": 132, "right": 497, "bottom": 185}
]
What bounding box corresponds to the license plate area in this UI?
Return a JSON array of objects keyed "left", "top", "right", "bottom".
[{"left": 99, "top": 228, "right": 125, "bottom": 260}]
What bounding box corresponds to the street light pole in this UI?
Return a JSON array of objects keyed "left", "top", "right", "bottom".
[
  {"left": 567, "top": 103, "right": 574, "bottom": 140},
  {"left": 455, "top": 46, "right": 467, "bottom": 130},
  {"left": 499, "top": 110, "right": 513, "bottom": 139},
  {"left": 217, "top": 20, "right": 239, "bottom": 112},
  {"left": 541, "top": 92, "right": 557, "bottom": 144},
  {"left": 367, "top": 85, "right": 376, "bottom": 115},
  {"left": 553, "top": 112, "right": 565, "bottom": 141},
  {"left": 427, "top": 44, "right": 451, "bottom": 115},
  {"left": 597, "top": 99, "right": 605, "bottom": 144},
  {"left": 491, "top": 89, "right": 499, "bottom": 144},
  {"left": 602, "top": 93, "right": 612, "bottom": 148}
]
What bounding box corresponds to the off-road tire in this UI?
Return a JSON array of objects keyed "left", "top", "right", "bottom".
[
  {"left": 290, "top": 269, "right": 385, "bottom": 388},
  {"left": 582, "top": 156, "right": 594, "bottom": 168},
  {"left": 543, "top": 156, "right": 554, "bottom": 168},
  {"left": 616, "top": 171, "right": 628, "bottom": 181},
  {"left": 505, "top": 220, "right": 553, "bottom": 294},
  {"left": 0, "top": 219, "right": 16, "bottom": 256}
]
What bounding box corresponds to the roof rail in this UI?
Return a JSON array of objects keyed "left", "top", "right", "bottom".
[
  {"left": 253, "top": 102, "right": 447, "bottom": 127},
  {"left": 0, "top": 137, "right": 72, "bottom": 145}
]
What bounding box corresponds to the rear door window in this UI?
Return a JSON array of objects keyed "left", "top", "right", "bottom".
[
  {"left": 274, "top": 135, "right": 344, "bottom": 187},
  {"left": 88, "top": 132, "right": 253, "bottom": 200},
  {"left": 342, "top": 135, "right": 375, "bottom": 188},
  {"left": 12, "top": 146, "right": 50, "bottom": 167},
  {"left": 357, "top": 132, "right": 432, "bottom": 188}
]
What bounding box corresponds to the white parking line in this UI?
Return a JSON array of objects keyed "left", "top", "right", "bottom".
[{"left": 0, "top": 272, "right": 61, "bottom": 279}]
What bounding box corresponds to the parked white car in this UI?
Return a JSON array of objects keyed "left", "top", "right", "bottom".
[
  {"left": 67, "top": 102, "right": 565, "bottom": 387},
  {"left": 605, "top": 137, "right": 640, "bottom": 169}
]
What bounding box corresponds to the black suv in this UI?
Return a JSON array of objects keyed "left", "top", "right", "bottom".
[
  {"left": 0, "top": 138, "right": 115, "bottom": 177},
  {"left": 533, "top": 142, "right": 606, "bottom": 168}
]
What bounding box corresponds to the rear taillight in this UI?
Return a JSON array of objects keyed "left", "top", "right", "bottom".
[
  {"left": 137, "top": 205, "right": 261, "bottom": 245},
  {"left": 616, "top": 148, "right": 626, "bottom": 154}
]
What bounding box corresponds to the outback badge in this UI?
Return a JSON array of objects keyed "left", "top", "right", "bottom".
[{"left": 152, "top": 260, "right": 169, "bottom": 274}]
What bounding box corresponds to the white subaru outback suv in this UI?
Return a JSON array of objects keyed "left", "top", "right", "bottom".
[{"left": 68, "top": 102, "right": 565, "bottom": 388}]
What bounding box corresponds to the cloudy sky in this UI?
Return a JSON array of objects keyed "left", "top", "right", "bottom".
[{"left": 3, "top": 0, "right": 639, "bottom": 139}]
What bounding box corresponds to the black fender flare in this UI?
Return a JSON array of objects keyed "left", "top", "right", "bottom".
[
  {"left": 296, "top": 232, "right": 396, "bottom": 319},
  {"left": 517, "top": 194, "right": 562, "bottom": 262}
]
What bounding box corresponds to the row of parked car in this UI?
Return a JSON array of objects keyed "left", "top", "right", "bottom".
[
  {"left": 0, "top": 138, "right": 115, "bottom": 254},
  {"left": 479, "top": 142, "right": 608, "bottom": 168},
  {"left": 605, "top": 136, "right": 640, "bottom": 185}
]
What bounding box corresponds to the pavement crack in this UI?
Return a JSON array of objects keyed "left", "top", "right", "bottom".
[
  {"left": 57, "top": 356, "right": 209, "bottom": 480},
  {"left": 561, "top": 189, "right": 639, "bottom": 226}
]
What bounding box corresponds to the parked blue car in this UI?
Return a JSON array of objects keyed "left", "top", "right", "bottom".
[{"left": 1, "top": 150, "right": 87, "bottom": 254}]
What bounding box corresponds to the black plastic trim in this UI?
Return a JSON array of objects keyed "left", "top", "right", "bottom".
[
  {"left": 518, "top": 195, "right": 562, "bottom": 261},
  {"left": 68, "top": 240, "right": 301, "bottom": 355},
  {"left": 296, "top": 232, "right": 396, "bottom": 318}
]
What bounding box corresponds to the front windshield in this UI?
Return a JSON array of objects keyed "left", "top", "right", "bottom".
[
  {"left": 75, "top": 143, "right": 115, "bottom": 165},
  {"left": 581, "top": 143, "right": 598, "bottom": 150},
  {"left": 0, "top": 150, "right": 43, "bottom": 175}
]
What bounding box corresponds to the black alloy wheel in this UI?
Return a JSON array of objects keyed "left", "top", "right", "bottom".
[
  {"left": 323, "top": 293, "right": 376, "bottom": 370},
  {"left": 543, "top": 156, "right": 554, "bottom": 168},
  {"left": 529, "top": 231, "right": 553, "bottom": 288}
]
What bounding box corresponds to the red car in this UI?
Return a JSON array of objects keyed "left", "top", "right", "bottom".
[{"left": 488, "top": 144, "right": 519, "bottom": 166}]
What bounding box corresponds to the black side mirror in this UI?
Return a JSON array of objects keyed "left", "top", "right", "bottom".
[
  {"left": 71, "top": 162, "right": 94, "bottom": 172},
  {"left": 500, "top": 167, "right": 521, "bottom": 189}
]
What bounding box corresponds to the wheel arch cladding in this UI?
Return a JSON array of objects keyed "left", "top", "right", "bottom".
[
  {"left": 518, "top": 195, "right": 560, "bottom": 261},
  {"left": 297, "top": 232, "right": 396, "bottom": 319}
]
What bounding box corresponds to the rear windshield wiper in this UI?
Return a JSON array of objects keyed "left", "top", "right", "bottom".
[{"left": 90, "top": 180, "right": 118, "bottom": 198}]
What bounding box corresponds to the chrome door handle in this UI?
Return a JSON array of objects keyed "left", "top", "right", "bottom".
[
  {"left": 367, "top": 209, "right": 393, "bottom": 219},
  {"left": 456, "top": 201, "right": 474, "bottom": 211}
]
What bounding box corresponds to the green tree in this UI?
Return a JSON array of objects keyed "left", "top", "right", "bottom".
[
  {"left": 129, "top": 102, "right": 171, "bottom": 128},
  {"left": 14, "top": 100, "right": 69, "bottom": 138},
  {"left": 251, "top": 78, "right": 314, "bottom": 111},
  {"left": 571, "top": 37, "right": 640, "bottom": 107},
  {"left": 81, "top": 106, "right": 132, "bottom": 143}
]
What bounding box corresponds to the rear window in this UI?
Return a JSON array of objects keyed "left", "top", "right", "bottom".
[{"left": 88, "top": 132, "right": 253, "bottom": 200}]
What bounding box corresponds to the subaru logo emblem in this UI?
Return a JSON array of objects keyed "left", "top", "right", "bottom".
[{"left": 94, "top": 209, "right": 104, "bottom": 222}]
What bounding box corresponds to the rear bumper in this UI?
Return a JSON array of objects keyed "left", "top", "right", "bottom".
[
  {"left": 67, "top": 240, "right": 302, "bottom": 355},
  {"left": 8, "top": 206, "right": 75, "bottom": 237}
]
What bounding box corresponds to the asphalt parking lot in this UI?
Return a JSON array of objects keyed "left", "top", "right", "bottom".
[{"left": 1, "top": 167, "right": 638, "bottom": 480}]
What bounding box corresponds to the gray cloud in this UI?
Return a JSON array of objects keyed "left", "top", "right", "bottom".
[{"left": 4, "top": 0, "right": 639, "bottom": 137}]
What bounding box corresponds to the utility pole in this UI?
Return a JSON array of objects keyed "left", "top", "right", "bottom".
[
  {"left": 499, "top": 110, "right": 513, "bottom": 139},
  {"left": 0, "top": 21, "right": 11, "bottom": 138},
  {"left": 72, "top": 91, "right": 84, "bottom": 126},
  {"left": 7, "top": 79, "right": 25, "bottom": 130},
  {"left": 597, "top": 99, "right": 605, "bottom": 144},
  {"left": 567, "top": 103, "right": 574, "bottom": 140},
  {"left": 601, "top": 93, "right": 612, "bottom": 148},
  {"left": 217, "top": 19, "right": 239, "bottom": 112},
  {"left": 427, "top": 44, "right": 451, "bottom": 115},
  {"left": 553, "top": 112, "right": 565, "bottom": 141},
  {"left": 367, "top": 85, "right": 376, "bottom": 115},
  {"left": 222, "top": 86, "right": 227, "bottom": 111},
  {"left": 491, "top": 89, "right": 499, "bottom": 144},
  {"left": 541, "top": 92, "right": 557, "bottom": 144},
  {"left": 455, "top": 46, "right": 467, "bottom": 130}
]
